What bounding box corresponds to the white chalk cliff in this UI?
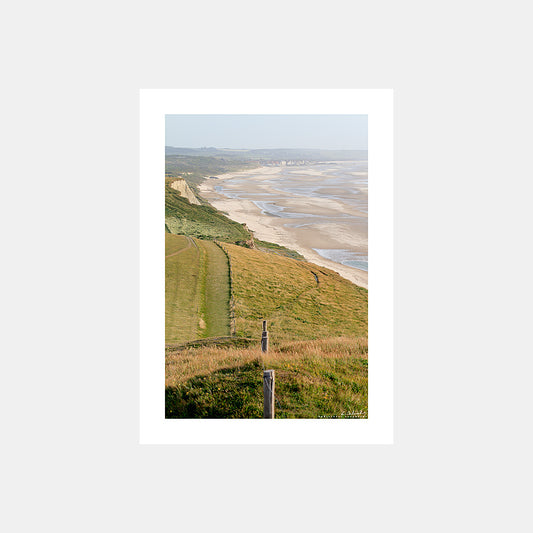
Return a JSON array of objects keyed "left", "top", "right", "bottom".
[{"left": 170, "top": 179, "right": 200, "bottom": 205}]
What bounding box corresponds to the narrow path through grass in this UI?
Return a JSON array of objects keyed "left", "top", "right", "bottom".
[{"left": 165, "top": 234, "right": 231, "bottom": 343}]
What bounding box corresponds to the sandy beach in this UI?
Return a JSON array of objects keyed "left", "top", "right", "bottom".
[{"left": 199, "top": 163, "right": 368, "bottom": 288}]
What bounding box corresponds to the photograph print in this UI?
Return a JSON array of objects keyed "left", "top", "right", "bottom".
[{"left": 164, "top": 114, "right": 369, "bottom": 419}]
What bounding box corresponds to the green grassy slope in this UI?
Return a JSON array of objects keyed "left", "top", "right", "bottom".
[
  {"left": 221, "top": 243, "right": 368, "bottom": 344},
  {"left": 165, "top": 234, "right": 231, "bottom": 344},
  {"left": 165, "top": 184, "right": 252, "bottom": 243},
  {"left": 165, "top": 337, "right": 368, "bottom": 419},
  {"left": 254, "top": 239, "right": 305, "bottom": 261}
]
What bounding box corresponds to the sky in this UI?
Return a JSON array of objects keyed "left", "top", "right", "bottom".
[{"left": 165, "top": 114, "right": 367, "bottom": 150}]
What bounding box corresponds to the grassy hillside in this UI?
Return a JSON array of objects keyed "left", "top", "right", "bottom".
[
  {"left": 164, "top": 156, "right": 369, "bottom": 418},
  {"left": 166, "top": 234, "right": 231, "bottom": 344},
  {"left": 254, "top": 239, "right": 305, "bottom": 261},
  {"left": 165, "top": 337, "right": 368, "bottom": 419},
  {"left": 221, "top": 242, "right": 368, "bottom": 344},
  {"left": 165, "top": 237, "right": 369, "bottom": 418},
  {"left": 165, "top": 184, "right": 252, "bottom": 243},
  {"left": 165, "top": 184, "right": 306, "bottom": 258}
]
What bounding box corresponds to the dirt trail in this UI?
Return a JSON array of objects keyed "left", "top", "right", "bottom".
[{"left": 165, "top": 235, "right": 194, "bottom": 258}]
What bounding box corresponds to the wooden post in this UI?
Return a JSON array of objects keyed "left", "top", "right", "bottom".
[
  {"left": 261, "top": 320, "right": 269, "bottom": 353},
  {"left": 263, "top": 369, "right": 275, "bottom": 419}
]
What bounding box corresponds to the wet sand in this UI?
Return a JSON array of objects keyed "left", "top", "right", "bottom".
[{"left": 199, "top": 163, "right": 368, "bottom": 288}]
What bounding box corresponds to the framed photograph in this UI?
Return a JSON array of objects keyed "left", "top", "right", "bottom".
[{"left": 140, "top": 89, "right": 393, "bottom": 444}]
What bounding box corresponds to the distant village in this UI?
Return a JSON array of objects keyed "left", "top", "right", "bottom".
[
  {"left": 203, "top": 160, "right": 320, "bottom": 178},
  {"left": 260, "top": 160, "right": 310, "bottom": 166}
]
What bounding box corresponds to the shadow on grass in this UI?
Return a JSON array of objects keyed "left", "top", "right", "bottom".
[
  {"left": 165, "top": 360, "right": 264, "bottom": 419},
  {"left": 165, "top": 356, "right": 368, "bottom": 420},
  {"left": 166, "top": 336, "right": 256, "bottom": 352}
]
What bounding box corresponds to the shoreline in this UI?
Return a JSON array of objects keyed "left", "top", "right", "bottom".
[{"left": 199, "top": 165, "right": 368, "bottom": 289}]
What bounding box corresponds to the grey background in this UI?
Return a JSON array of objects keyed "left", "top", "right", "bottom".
[{"left": 2, "top": 1, "right": 531, "bottom": 532}]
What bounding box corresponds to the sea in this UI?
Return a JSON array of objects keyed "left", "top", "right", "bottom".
[{"left": 213, "top": 160, "right": 368, "bottom": 273}]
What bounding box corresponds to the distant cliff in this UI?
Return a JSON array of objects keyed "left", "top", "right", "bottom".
[{"left": 170, "top": 179, "right": 200, "bottom": 205}]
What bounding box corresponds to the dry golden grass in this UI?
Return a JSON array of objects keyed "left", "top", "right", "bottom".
[
  {"left": 165, "top": 337, "right": 368, "bottom": 419},
  {"left": 166, "top": 336, "right": 367, "bottom": 387},
  {"left": 220, "top": 242, "right": 368, "bottom": 343}
]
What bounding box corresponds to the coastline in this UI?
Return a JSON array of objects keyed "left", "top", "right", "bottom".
[{"left": 198, "top": 165, "right": 368, "bottom": 289}]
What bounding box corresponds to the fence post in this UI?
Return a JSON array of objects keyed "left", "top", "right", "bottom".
[
  {"left": 261, "top": 320, "right": 269, "bottom": 353},
  {"left": 263, "top": 369, "right": 275, "bottom": 419}
]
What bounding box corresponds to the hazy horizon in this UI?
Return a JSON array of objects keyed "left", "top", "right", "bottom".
[{"left": 165, "top": 145, "right": 367, "bottom": 152}]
